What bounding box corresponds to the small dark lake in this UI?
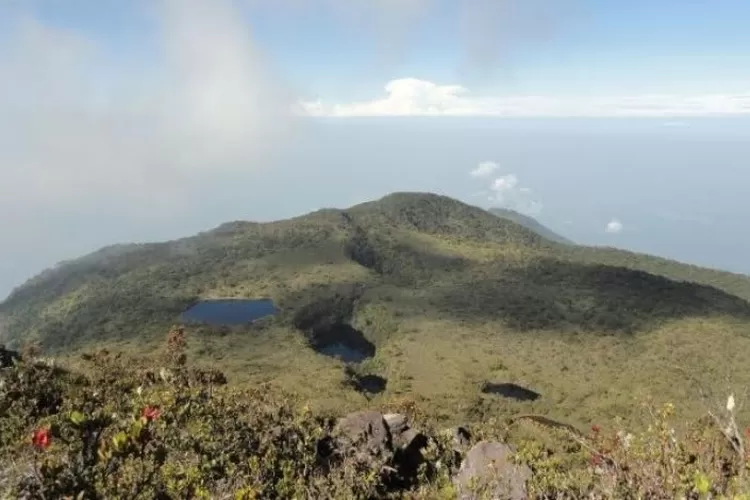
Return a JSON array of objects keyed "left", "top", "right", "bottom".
[
  {"left": 310, "top": 323, "right": 376, "bottom": 364},
  {"left": 482, "top": 382, "right": 541, "bottom": 402},
  {"left": 351, "top": 374, "right": 388, "bottom": 395},
  {"left": 317, "top": 343, "right": 373, "bottom": 364},
  {"left": 181, "top": 299, "right": 277, "bottom": 326},
  {"left": 344, "top": 366, "right": 387, "bottom": 396}
]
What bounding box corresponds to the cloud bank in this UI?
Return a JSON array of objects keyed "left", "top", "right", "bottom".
[{"left": 302, "top": 78, "right": 750, "bottom": 117}]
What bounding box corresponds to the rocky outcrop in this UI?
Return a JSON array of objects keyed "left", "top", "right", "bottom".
[
  {"left": 321, "top": 410, "right": 533, "bottom": 497},
  {"left": 334, "top": 410, "right": 393, "bottom": 458},
  {"left": 326, "top": 410, "right": 430, "bottom": 488}
]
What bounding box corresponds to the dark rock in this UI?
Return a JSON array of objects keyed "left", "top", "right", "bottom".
[
  {"left": 445, "top": 426, "right": 472, "bottom": 471},
  {"left": 392, "top": 428, "right": 430, "bottom": 487},
  {"left": 325, "top": 410, "right": 436, "bottom": 491},
  {"left": 316, "top": 435, "right": 335, "bottom": 460},
  {"left": 0, "top": 345, "right": 20, "bottom": 368},
  {"left": 453, "top": 441, "right": 532, "bottom": 500},
  {"left": 381, "top": 414, "right": 430, "bottom": 488},
  {"left": 451, "top": 426, "right": 472, "bottom": 450},
  {"left": 394, "top": 427, "right": 425, "bottom": 450},
  {"left": 334, "top": 411, "right": 393, "bottom": 456}
]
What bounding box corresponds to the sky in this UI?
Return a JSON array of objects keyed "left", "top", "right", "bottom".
[{"left": 1, "top": 0, "right": 750, "bottom": 298}]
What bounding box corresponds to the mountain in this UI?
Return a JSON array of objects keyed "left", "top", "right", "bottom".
[
  {"left": 488, "top": 207, "right": 574, "bottom": 245},
  {"left": 3, "top": 191, "right": 750, "bottom": 427}
]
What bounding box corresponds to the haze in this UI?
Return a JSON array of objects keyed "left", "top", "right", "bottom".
[{"left": 2, "top": 0, "right": 749, "bottom": 299}]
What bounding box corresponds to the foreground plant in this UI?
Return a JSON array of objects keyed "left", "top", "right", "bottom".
[
  {"left": 2, "top": 329, "right": 750, "bottom": 499},
  {"left": 520, "top": 400, "right": 750, "bottom": 498},
  {"left": 0, "top": 330, "right": 452, "bottom": 499}
]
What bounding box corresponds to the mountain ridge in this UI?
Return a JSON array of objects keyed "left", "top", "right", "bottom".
[
  {"left": 487, "top": 207, "right": 574, "bottom": 245},
  {"left": 3, "top": 191, "right": 750, "bottom": 427}
]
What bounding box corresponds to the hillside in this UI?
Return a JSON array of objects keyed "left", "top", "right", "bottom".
[
  {"left": 3, "top": 191, "right": 750, "bottom": 429},
  {"left": 488, "top": 207, "right": 574, "bottom": 245}
]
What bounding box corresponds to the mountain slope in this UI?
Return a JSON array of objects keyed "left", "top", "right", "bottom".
[
  {"left": 488, "top": 207, "right": 574, "bottom": 245},
  {"left": 3, "top": 192, "right": 750, "bottom": 427}
]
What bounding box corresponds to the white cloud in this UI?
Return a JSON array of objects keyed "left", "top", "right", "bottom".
[
  {"left": 0, "top": 0, "right": 298, "bottom": 295},
  {"left": 301, "top": 78, "right": 750, "bottom": 117},
  {"left": 605, "top": 219, "right": 623, "bottom": 234},
  {"left": 0, "top": 0, "right": 296, "bottom": 212},
  {"left": 469, "top": 163, "right": 542, "bottom": 215},
  {"left": 470, "top": 161, "right": 500, "bottom": 178}
]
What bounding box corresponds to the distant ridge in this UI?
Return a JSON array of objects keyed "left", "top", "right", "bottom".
[{"left": 488, "top": 207, "right": 574, "bottom": 245}]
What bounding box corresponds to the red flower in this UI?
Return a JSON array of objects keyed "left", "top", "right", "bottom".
[
  {"left": 590, "top": 453, "right": 604, "bottom": 466},
  {"left": 591, "top": 424, "right": 601, "bottom": 434},
  {"left": 141, "top": 406, "right": 161, "bottom": 422},
  {"left": 32, "top": 428, "right": 51, "bottom": 450}
]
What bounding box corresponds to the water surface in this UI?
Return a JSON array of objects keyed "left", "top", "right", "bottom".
[{"left": 181, "top": 299, "right": 277, "bottom": 325}]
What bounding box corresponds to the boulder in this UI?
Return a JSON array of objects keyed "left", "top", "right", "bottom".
[
  {"left": 384, "top": 414, "right": 430, "bottom": 488},
  {"left": 397, "top": 431, "right": 429, "bottom": 478},
  {"left": 395, "top": 427, "right": 427, "bottom": 450},
  {"left": 332, "top": 411, "right": 431, "bottom": 489},
  {"left": 453, "top": 440, "right": 532, "bottom": 500},
  {"left": 383, "top": 413, "right": 408, "bottom": 435},
  {"left": 334, "top": 411, "right": 393, "bottom": 457},
  {"left": 382, "top": 413, "right": 428, "bottom": 453}
]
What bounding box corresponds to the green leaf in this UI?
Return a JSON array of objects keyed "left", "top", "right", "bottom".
[
  {"left": 694, "top": 471, "right": 711, "bottom": 495},
  {"left": 112, "top": 431, "right": 129, "bottom": 450},
  {"left": 69, "top": 410, "right": 86, "bottom": 426},
  {"left": 130, "top": 420, "right": 144, "bottom": 439}
]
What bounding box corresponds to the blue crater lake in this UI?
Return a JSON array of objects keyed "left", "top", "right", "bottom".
[{"left": 181, "top": 299, "right": 278, "bottom": 325}]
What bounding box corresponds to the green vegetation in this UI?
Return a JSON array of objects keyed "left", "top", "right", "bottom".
[
  {"left": 2, "top": 191, "right": 750, "bottom": 433},
  {"left": 2, "top": 333, "right": 750, "bottom": 498},
  {"left": 488, "top": 207, "right": 574, "bottom": 245}
]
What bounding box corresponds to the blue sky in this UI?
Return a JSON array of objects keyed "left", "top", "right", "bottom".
[
  {"left": 1, "top": 0, "right": 749, "bottom": 298},
  {"left": 9, "top": 0, "right": 750, "bottom": 99}
]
